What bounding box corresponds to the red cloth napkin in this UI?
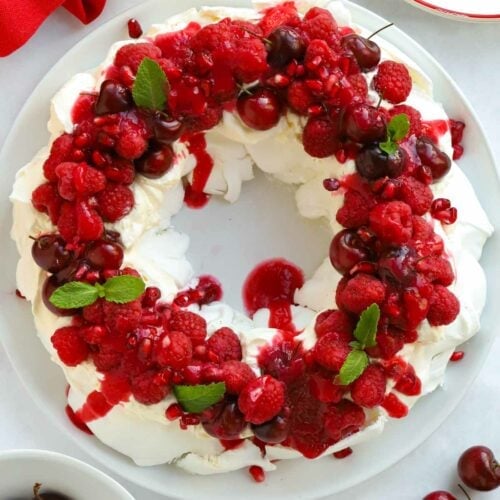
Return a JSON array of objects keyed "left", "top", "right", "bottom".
[{"left": 0, "top": 0, "right": 106, "bottom": 57}]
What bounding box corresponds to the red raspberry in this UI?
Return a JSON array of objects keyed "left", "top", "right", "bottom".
[
  {"left": 415, "top": 256, "right": 454, "bottom": 286},
  {"left": 73, "top": 163, "right": 107, "bottom": 196},
  {"left": 57, "top": 202, "right": 77, "bottom": 242},
  {"left": 206, "top": 327, "right": 242, "bottom": 363},
  {"left": 184, "top": 105, "right": 223, "bottom": 133},
  {"left": 350, "top": 364, "right": 386, "bottom": 408},
  {"left": 238, "top": 375, "right": 285, "bottom": 424},
  {"left": 154, "top": 331, "right": 193, "bottom": 369},
  {"left": 302, "top": 116, "right": 341, "bottom": 158},
  {"left": 222, "top": 360, "right": 256, "bottom": 395},
  {"left": 324, "top": 399, "right": 365, "bottom": 441},
  {"left": 304, "top": 39, "right": 339, "bottom": 72},
  {"left": 308, "top": 372, "right": 345, "bottom": 403},
  {"left": 373, "top": 61, "right": 412, "bottom": 104},
  {"left": 51, "top": 326, "right": 89, "bottom": 366},
  {"left": 314, "top": 309, "right": 354, "bottom": 340},
  {"left": 397, "top": 177, "right": 433, "bottom": 216},
  {"left": 411, "top": 216, "right": 445, "bottom": 257},
  {"left": 43, "top": 134, "right": 74, "bottom": 181},
  {"left": 336, "top": 274, "right": 386, "bottom": 315},
  {"left": 115, "top": 119, "right": 150, "bottom": 160},
  {"left": 81, "top": 325, "right": 107, "bottom": 345},
  {"left": 130, "top": 370, "right": 170, "bottom": 405},
  {"left": 103, "top": 158, "right": 135, "bottom": 185},
  {"left": 393, "top": 364, "right": 421, "bottom": 396},
  {"left": 313, "top": 332, "right": 351, "bottom": 372},
  {"left": 54, "top": 162, "right": 78, "bottom": 201},
  {"left": 287, "top": 80, "right": 315, "bottom": 115},
  {"left": 168, "top": 79, "right": 207, "bottom": 119},
  {"left": 258, "top": 1, "right": 301, "bottom": 36},
  {"left": 82, "top": 299, "right": 105, "bottom": 324},
  {"left": 337, "top": 189, "right": 376, "bottom": 229},
  {"left": 167, "top": 310, "right": 207, "bottom": 345},
  {"left": 92, "top": 348, "right": 122, "bottom": 372},
  {"left": 366, "top": 328, "right": 405, "bottom": 359},
  {"left": 96, "top": 184, "right": 134, "bottom": 222},
  {"left": 369, "top": 201, "right": 413, "bottom": 244},
  {"left": 32, "top": 182, "right": 63, "bottom": 224},
  {"left": 427, "top": 285, "right": 460, "bottom": 326},
  {"left": 347, "top": 73, "right": 368, "bottom": 102},
  {"left": 155, "top": 22, "right": 200, "bottom": 66},
  {"left": 388, "top": 104, "right": 422, "bottom": 137},
  {"left": 449, "top": 119, "right": 465, "bottom": 145},
  {"left": 103, "top": 299, "right": 142, "bottom": 334},
  {"left": 301, "top": 7, "right": 339, "bottom": 47},
  {"left": 76, "top": 200, "right": 104, "bottom": 241},
  {"left": 114, "top": 43, "right": 162, "bottom": 73}
]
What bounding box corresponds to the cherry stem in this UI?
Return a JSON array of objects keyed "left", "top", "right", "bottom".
[
  {"left": 33, "top": 482, "right": 42, "bottom": 499},
  {"left": 376, "top": 96, "right": 382, "bottom": 109},
  {"left": 241, "top": 26, "right": 271, "bottom": 44},
  {"left": 457, "top": 484, "right": 471, "bottom": 500},
  {"left": 368, "top": 22, "right": 394, "bottom": 40},
  {"left": 29, "top": 235, "right": 37, "bottom": 241}
]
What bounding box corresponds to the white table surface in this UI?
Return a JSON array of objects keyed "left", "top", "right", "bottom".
[{"left": 1, "top": 1, "right": 499, "bottom": 499}]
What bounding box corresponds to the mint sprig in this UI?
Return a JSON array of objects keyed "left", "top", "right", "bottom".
[
  {"left": 379, "top": 113, "right": 410, "bottom": 155},
  {"left": 173, "top": 383, "right": 226, "bottom": 414},
  {"left": 132, "top": 58, "right": 169, "bottom": 110},
  {"left": 49, "top": 275, "right": 145, "bottom": 309},
  {"left": 338, "top": 303, "right": 380, "bottom": 385}
]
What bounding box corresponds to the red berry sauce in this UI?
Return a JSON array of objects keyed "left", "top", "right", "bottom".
[
  {"left": 65, "top": 404, "right": 93, "bottom": 435},
  {"left": 183, "top": 134, "right": 213, "bottom": 209}
]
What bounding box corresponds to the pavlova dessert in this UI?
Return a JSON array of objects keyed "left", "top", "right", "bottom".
[{"left": 10, "top": 0, "right": 493, "bottom": 481}]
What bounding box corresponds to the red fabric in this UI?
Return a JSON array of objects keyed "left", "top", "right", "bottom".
[{"left": 0, "top": 0, "right": 106, "bottom": 57}]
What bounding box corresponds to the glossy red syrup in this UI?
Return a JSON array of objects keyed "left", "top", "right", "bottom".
[
  {"left": 384, "top": 357, "right": 422, "bottom": 397},
  {"left": 339, "top": 172, "right": 372, "bottom": 196},
  {"left": 249, "top": 465, "right": 266, "bottom": 483},
  {"left": 183, "top": 133, "right": 213, "bottom": 209},
  {"left": 242, "top": 258, "right": 304, "bottom": 317},
  {"left": 75, "top": 372, "right": 131, "bottom": 424},
  {"left": 71, "top": 93, "right": 97, "bottom": 124},
  {"left": 220, "top": 438, "right": 245, "bottom": 450},
  {"left": 421, "top": 119, "right": 449, "bottom": 144},
  {"left": 333, "top": 447, "right": 352, "bottom": 459},
  {"left": 174, "top": 274, "right": 223, "bottom": 307},
  {"left": 268, "top": 300, "right": 296, "bottom": 332},
  {"left": 65, "top": 405, "right": 93, "bottom": 435},
  {"left": 381, "top": 393, "right": 409, "bottom": 419}
]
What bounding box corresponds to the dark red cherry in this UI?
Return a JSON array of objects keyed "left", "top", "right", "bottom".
[
  {"left": 31, "top": 234, "right": 72, "bottom": 273},
  {"left": 378, "top": 245, "right": 417, "bottom": 285},
  {"left": 458, "top": 446, "right": 500, "bottom": 491},
  {"left": 355, "top": 144, "right": 406, "bottom": 180},
  {"left": 423, "top": 492, "right": 456, "bottom": 500},
  {"left": 201, "top": 399, "right": 247, "bottom": 440},
  {"left": 416, "top": 137, "right": 451, "bottom": 181},
  {"left": 252, "top": 415, "right": 289, "bottom": 444},
  {"left": 341, "top": 34, "right": 381, "bottom": 72},
  {"left": 267, "top": 26, "right": 306, "bottom": 68},
  {"left": 153, "top": 113, "right": 184, "bottom": 144},
  {"left": 329, "top": 229, "right": 371, "bottom": 274},
  {"left": 94, "top": 80, "right": 133, "bottom": 116},
  {"left": 237, "top": 88, "right": 282, "bottom": 131},
  {"left": 343, "top": 104, "right": 386, "bottom": 143},
  {"left": 42, "top": 276, "right": 75, "bottom": 316},
  {"left": 85, "top": 240, "right": 124, "bottom": 270},
  {"left": 136, "top": 144, "right": 174, "bottom": 178}
]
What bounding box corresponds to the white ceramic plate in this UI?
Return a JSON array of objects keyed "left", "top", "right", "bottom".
[
  {"left": 405, "top": 0, "right": 500, "bottom": 22},
  {"left": 0, "top": 1, "right": 499, "bottom": 499},
  {"left": 0, "top": 449, "right": 134, "bottom": 500}
]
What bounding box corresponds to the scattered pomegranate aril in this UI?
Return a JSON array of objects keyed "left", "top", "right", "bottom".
[
  {"left": 249, "top": 465, "right": 265, "bottom": 483},
  {"left": 450, "top": 351, "right": 464, "bottom": 362},
  {"left": 333, "top": 447, "right": 352, "bottom": 459},
  {"left": 127, "top": 18, "right": 143, "bottom": 39},
  {"left": 94, "top": 80, "right": 133, "bottom": 116}
]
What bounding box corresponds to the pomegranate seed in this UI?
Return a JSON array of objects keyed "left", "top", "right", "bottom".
[
  {"left": 91, "top": 150, "right": 108, "bottom": 166},
  {"left": 249, "top": 465, "right": 265, "bottom": 483},
  {"left": 286, "top": 60, "right": 298, "bottom": 76},
  {"left": 137, "top": 338, "right": 153, "bottom": 361},
  {"left": 356, "top": 226, "right": 375, "bottom": 243},
  {"left": 165, "top": 403, "right": 183, "bottom": 421},
  {"left": 417, "top": 165, "right": 433, "bottom": 185},
  {"left": 307, "top": 56, "right": 322, "bottom": 69},
  {"left": 333, "top": 447, "right": 353, "bottom": 459},
  {"left": 323, "top": 178, "right": 340, "bottom": 191},
  {"left": 339, "top": 56, "right": 351, "bottom": 75},
  {"left": 268, "top": 74, "right": 290, "bottom": 87},
  {"left": 349, "top": 261, "right": 377, "bottom": 275},
  {"left": 74, "top": 132, "right": 91, "bottom": 148},
  {"left": 127, "top": 18, "right": 143, "bottom": 39},
  {"left": 307, "top": 104, "right": 324, "bottom": 116},
  {"left": 71, "top": 149, "right": 85, "bottom": 161},
  {"left": 431, "top": 198, "right": 451, "bottom": 213},
  {"left": 317, "top": 66, "right": 329, "bottom": 80},
  {"left": 305, "top": 79, "right": 323, "bottom": 93},
  {"left": 154, "top": 370, "right": 171, "bottom": 385},
  {"left": 433, "top": 207, "right": 457, "bottom": 224},
  {"left": 181, "top": 414, "right": 200, "bottom": 426},
  {"left": 172, "top": 372, "right": 183, "bottom": 384},
  {"left": 97, "top": 133, "right": 116, "bottom": 148},
  {"left": 84, "top": 270, "right": 100, "bottom": 283},
  {"left": 119, "top": 66, "right": 135, "bottom": 87},
  {"left": 450, "top": 350, "right": 465, "bottom": 362},
  {"left": 335, "top": 149, "right": 347, "bottom": 163},
  {"left": 324, "top": 74, "right": 338, "bottom": 93},
  {"left": 453, "top": 144, "right": 464, "bottom": 160},
  {"left": 380, "top": 180, "right": 398, "bottom": 200}
]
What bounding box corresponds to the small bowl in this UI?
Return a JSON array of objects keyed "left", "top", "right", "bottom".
[{"left": 0, "top": 450, "right": 134, "bottom": 500}]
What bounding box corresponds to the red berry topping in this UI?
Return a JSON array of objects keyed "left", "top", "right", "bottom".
[
  {"left": 336, "top": 273, "right": 386, "bottom": 315},
  {"left": 302, "top": 116, "right": 341, "bottom": 158},
  {"left": 308, "top": 372, "right": 345, "bottom": 403},
  {"left": 304, "top": 39, "right": 339, "bottom": 72},
  {"left": 130, "top": 370, "right": 170, "bottom": 405},
  {"left": 397, "top": 176, "right": 433, "bottom": 216},
  {"left": 313, "top": 333, "right": 351, "bottom": 372},
  {"left": 237, "top": 88, "right": 282, "bottom": 131},
  {"left": 206, "top": 327, "right": 242, "bottom": 363},
  {"left": 201, "top": 399, "right": 247, "bottom": 439},
  {"left": 114, "top": 42, "right": 162, "bottom": 73},
  {"left": 76, "top": 200, "right": 104, "bottom": 242},
  {"left": 350, "top": 364, "right": 386, "bottom": 408},
  {"left": 82, "top": 299, "right": 105, "bottom": 324},
  {"left": 238, "top": 375, "right": 285, "bottom": 424},
  {"left": 96, "top": 184, "right": 134, "bottom": 222},
  {"left": 103, "top": 299, "right": 142, "bottom": 334},
  {"left": 314, "top": 309, "right": 354, "bottom": 340},
  {"left": 51, "top": 326, "right": 89, "bottom": 366},
  {"left": 427, "top": 285, "right": 460, "bottom": 326},
  {"left": 56, "top": 203, "right": 78, "bottom": 242},
  {"left": 258, "top": 1, "right": 300, "bottom": 37},
  {"left": 336, "top": 189, "right": 376, "bottom": 228},
  {"left": 415, "top": 256, "right": 454, "bottom": 286},
  {"left": 388, "top": 104, "right": 422, "bottom": 136},
  {"left": 287, "top": 80, "right": 315, "bottom": 115},
  {"left": 154, "top": 331, "right": 193, "bottom": 369},
  {"left": 324, "top": 399, "right": 366, "bottom": 441},
  {"left": 43, "top": 134, "right": 74, "bottom": 181},
  {"left": 369, "top": 201, "right": 413, "bottom": 244},
  {"left": 347, "top": 73, "right": 369, "bottom": 102},
  {"left": 373, "top": 61, "right": 412, "bottom": 104},
  {"left": 222, "top": 360, "right": 257, "bottom": 395},
  {"left": 300, "top": 7, "right": 339, "bottom": 46},
  {"left": 32, "top": 182, "right": 63, "bottom": 224},
  {"left": 252, "top": 414, "right": 289, "bottom": 444},
  {"left": 167, "top": 310, "right": 207, "bottom": 345}
]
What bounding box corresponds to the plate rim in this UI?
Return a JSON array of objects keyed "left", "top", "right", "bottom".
[
  {"left": 0, "top": 0, "right": 499, "bottom": 498},
  {"left": 405, "top": 0, "right": 500, "bottom": 21}
]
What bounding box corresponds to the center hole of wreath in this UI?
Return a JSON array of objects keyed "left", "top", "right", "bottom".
[{"left": 173, "top": 169, "right": 332, "bottom": 313}]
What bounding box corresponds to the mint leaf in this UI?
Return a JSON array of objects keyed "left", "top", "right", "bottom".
[
  {"left": 173, "top": 383, "right": 226, "bottom": 413},
  {"left": 338, "top": 350, "right": 369, "bottom": 385},
  {"left": 103, "top": 275, "right": 145, "bottom": 304},
  {"left": 132, "top": 58, "right": 169, "bottom": 110},
  {"left": 379, "top": 113, "right": 410, "bottom": 155},
  {"left": 49, "top": 281, "right": 99, "bottom": 309},
  {"left": 354, "top": 303, "right": 380, "bottom": 349}
]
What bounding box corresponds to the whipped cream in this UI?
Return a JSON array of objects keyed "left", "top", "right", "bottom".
[{"left": 10, "top": 0, "right": 493, "bottom": 476}]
